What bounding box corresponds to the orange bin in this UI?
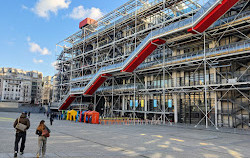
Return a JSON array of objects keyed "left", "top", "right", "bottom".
[{"left": 84, "top": 111, "right": 100, "bottom": 124}]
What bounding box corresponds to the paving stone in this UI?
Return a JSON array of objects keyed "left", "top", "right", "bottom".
[
  {"left": 0, "top": 112, "right": 250, "bottom": 158},
  {"left": 20, "top": 153, "right": 36, "bottom": 157},
  {"left": 0, "top": 153, "right": 11, "bottom": 158},
  {"left": 44, "top": 153, "right": 60, "bottom": 157}
]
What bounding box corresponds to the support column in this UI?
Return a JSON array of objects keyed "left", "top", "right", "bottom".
[
  {"left": 204, "top": 32, "right": 208, "bottom": 128},
  {"left": 172, "top": 71, "right": 177, "bottom": 87},
  {"left": 215, "top": 92, "right": 218, "bottom": 129},
  {"left": 163, "top": 46, "right": 166, "bottom": 124},
  {"left": 111, "top": 78, "right": 114, "bottom": 117},
  {"left": 172, "top": 49, "right": 177, "bottom": 87},
  {"left": 122, "top": 95, "right": 125, "bottom": 117},
  {"left": 145, "top": 95, "right": 148, "bottom": 120},
  {"left": 94, "top": 92, "right": 96, "bottom": 111},
  {"left": 144, "top": 76, "right": 147, "bottom": 120},
  {"left": 104, "top": 97, "right": 107, "bottom": 117},
  {"left": 218, "top": 95, "right": 222, "bottom": 127},
  {"left": 80, "top": 95, "right": 82, "bottom": 112},
  {"left": 133, "top": 73, "right": 136, "bottom": 122},
  {"left": 173, "top": 94, "right": 178, "bottom": 123},
  {"left": 213, "top": 68, "right": 217, "bottom": 84}
]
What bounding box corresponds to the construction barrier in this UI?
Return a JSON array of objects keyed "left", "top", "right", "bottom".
[{"left": 99, "top": 119, "right": 167, "bottom": 125}]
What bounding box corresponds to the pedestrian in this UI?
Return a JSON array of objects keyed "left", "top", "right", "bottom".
[
  {"left": 13, "top": 112, "right": 30, "bottom": 158},
  {"left": 50, "top": 116, "right": 53, "bottom": 126},
  {"left": 35, "top": 120, "right": 50, "bottom": 158},
  {"left": 28, "top": 112, "right": 30, "bottom": 118}
]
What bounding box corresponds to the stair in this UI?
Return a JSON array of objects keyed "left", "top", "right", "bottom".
[
  {"left": 84, "top": 73, "right": 112, "bottom": 95},
  {"left": 188, "top": 0, "right": 240, "bottom": 33},
  {"left": 58, "top": 93, "right": 79, "bottom": 111},
  {"left": 122, "top": 39, "right": 166, "bottom": 72}
]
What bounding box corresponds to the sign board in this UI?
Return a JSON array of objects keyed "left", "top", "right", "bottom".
[
  {"left": 135, "top": 100, "right": 138, "bottom": 107},
  {"left": 141, "top": 100, "right": 144, "bottom": 108},
  {"left": 130, "top": 100, "right": 133, "bottom": 107},
  {"left": 168, "top": 99, "right": 172, "bottom": 108},
  {"left": 153, "top": 99, "right": 157, "bottom": 107}
]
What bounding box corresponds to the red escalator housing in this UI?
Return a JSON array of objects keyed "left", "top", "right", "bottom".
[
  {"left": 122, "top": 38, "right": 166, "bottom": 72},
  {"left": 84, "top": 73, "right": 112, "bottom": 95},
  {"left": 59, "top": 94, "right": 78, "bottom": 110},
  {"left": 188, "top": 0, "right": 239, "bottom": 34}
]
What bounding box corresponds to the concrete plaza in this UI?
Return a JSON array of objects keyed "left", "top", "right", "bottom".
[{"left": 0, "top": 112, "right": 250, "bottom": 158}]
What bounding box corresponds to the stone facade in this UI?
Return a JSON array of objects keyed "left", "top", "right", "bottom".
[{"left": 0, "top": 68, "right": 42, "bottom": 104}]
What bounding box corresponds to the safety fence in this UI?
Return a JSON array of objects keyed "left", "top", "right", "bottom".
[{"left": 100, "top": 119, "right": 168, "bottom": 125}]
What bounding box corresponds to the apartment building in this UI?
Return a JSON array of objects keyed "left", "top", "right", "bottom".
[
  {"left": 42, "top": 76, "right": 53, "bottom": 105},
  {"left": 0, "top": 68, "right": 43, "bottom": 104}
]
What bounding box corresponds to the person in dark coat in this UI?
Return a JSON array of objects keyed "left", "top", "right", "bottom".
[
  {"left": 50, "top": 116, "right": 53, "bottom": 126},
  {"left": 58, "top": 113, "right": 61, "bottom": 120},
  {"left": 13, "top": 112, "right": 30, "bottom": 157}
]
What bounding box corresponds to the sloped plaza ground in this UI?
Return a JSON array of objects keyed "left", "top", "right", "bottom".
[{"left": 0, "top": 112, "right": 250, "bottom": 158}]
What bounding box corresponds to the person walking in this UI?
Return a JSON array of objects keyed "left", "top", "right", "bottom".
[
  {"left": 50, "top": 116, "right": 53, "bottom": 126},
  {"left": 35, "top": 120, "right": 50, "bottom": 158},
  {"left": 28, "top": 112, "right": 31, "bottom": 118},
  {"left": 13, "top": 112, "right": 30, "bottom": 158},
  {"left": 58, "top": 113, "right": 61, "bottom": 120}
]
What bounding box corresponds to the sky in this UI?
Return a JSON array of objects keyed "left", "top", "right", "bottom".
[{"left": 0, "top": 0, "right": 128, "bottom": 77}]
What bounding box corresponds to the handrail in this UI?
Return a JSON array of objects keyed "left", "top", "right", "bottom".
[
  {"left": 57, "top": 91, "right": 71, "bottom": 107},
  {"left": 138, "top": 40, "right": 250, "bottom": 70}
]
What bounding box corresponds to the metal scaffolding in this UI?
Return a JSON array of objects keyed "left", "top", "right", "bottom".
[{"left": 53, "top": 0, "right": 250, "bottom": 129}]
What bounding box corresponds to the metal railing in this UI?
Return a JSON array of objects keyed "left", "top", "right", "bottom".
[{"left": 137, "top": 39, "right": 250, "bottom": 70}]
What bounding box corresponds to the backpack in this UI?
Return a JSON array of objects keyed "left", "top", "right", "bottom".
[
  {"left": 42, "top": 127, "right": 50, "bottom": 137},
  {"left": 15, "top": 118, "right": 27, "bottom": 132}
]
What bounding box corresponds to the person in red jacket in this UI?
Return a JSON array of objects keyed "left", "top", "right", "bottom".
[
  {"left": 13, "top": 112, "right": 30, "bottom": 158},
  {"left": 35, "top": 120, "right": 50, "bottom": 158}
]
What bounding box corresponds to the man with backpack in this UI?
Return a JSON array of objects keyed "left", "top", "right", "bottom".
[{"left": 13, "top": 112, "right": 30, "bottom": 158}]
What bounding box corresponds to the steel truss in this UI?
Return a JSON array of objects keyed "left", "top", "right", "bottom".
[{"left": 54, "top": 0, "right": 250, "bottom": 129}]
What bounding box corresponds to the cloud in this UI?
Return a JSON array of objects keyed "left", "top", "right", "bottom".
[
  {"left": 51, "top": 61, "right": 59, "bottom": 70},
  {"left": 6, "top": 38, "right": 16, "bottom": 46},
  {"left": 33, "top": 58, "right": 44, "bottom": 64},
  {"left": 69, "top": 5, "right": 103, "bottom": 20},
  {"left": 27, "top": 37, "right": 51, "bottom": 55},
  {"left": 27, "top": 36, "right": 31, "bottom": 42},
  {"left": 21, "top": 5, "right": 28, "bottom": 10},
  {"left": 32, "top": 0, "right": 71, "bottom": 18}
]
